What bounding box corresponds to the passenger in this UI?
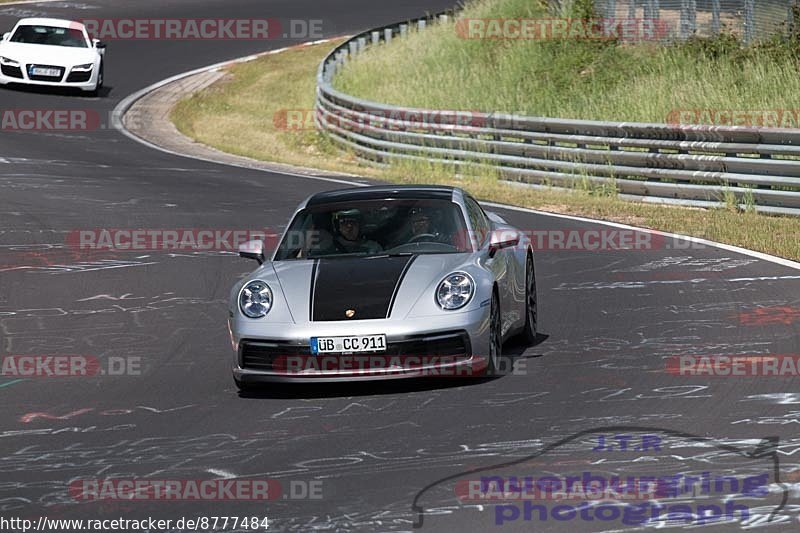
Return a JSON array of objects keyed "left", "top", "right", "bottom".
[{"left": 332, "top": 209, "right": 382, "bottom": 254}]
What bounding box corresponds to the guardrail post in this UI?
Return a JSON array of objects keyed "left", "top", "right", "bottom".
[
  {"left": 644, "top": 0, "right": 660, "bottom": 21},
  {"left": 349, "top": 41, "right": 358, "bottom": 56},
  {"left": 605, "top": 0, "right": 617, "bottom": 20},
  {"left": 357, "top": 37, "right": 367, "bottom": 52},
  {"left": 371, "top": 31, "right": 380, "bottom": 45},
  {"left": 418, "top": 19, "right": 426, "bottom": 31},
  {"left": 679, "top": 0, "right": 697, "bottom": 40},
  {"left": 400, "top": 24, "right": 408, "bottom": 36},
  {"left": 744, "top": 0, "right": 755, "bottom": 44},
  {"left": 711, "top": 0, "right": 721, "bottom": 35},
  {"left": 439, "top": 14, "right": 449, "bottom": 24},
  {"left": 384, "top": 28, "right": 393, "bottom": 43}
]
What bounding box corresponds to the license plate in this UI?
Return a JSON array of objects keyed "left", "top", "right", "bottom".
[
  {"left": 32, "top": 67, "right": 60, "bottom": 77},
  {"left": 311, "top": 334, "right": 387, "bottom": 354}
]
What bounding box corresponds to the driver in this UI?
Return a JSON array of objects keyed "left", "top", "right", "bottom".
[
  {"left": 410, "top": 207, "right": 432, "bottom": 237},
  {"left": 332, "top": 209, "right": 382, "bottom": 254},
  {"left": 407, "top": 207, "right": 441, "bottom": 244}
]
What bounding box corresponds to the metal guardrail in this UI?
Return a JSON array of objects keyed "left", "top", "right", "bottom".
[{"left": 315, "top": 13, "right": 800, "bottom": 216}]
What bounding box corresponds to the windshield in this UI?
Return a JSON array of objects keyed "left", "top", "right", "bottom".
[
  {"left": 274, "top": 199, "right": 471, "bottom": 260},
  {"left": 10, "top": 25, "right": 88, "bottom": 48}
]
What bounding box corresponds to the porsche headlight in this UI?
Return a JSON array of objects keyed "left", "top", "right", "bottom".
[
  {"left": 71, "top": 63, "right": 93, "bottom": 71},
  {"left": 0, "top": 56, "right": 19, "bottom": 67},
  {"left": 239, "top": 280, "right": 273, "bottom": 318},
  {"left": 436, "top": 272, "right": 474, "bottom": 310}
]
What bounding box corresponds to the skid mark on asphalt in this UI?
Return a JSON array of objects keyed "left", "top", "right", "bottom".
[
  {"left": 554, "top": 275, "right": 800, "bottom": 290},
  {"left": 614, "top": 256, "right": 758, "bottom": 273},
  {"left": 743, "top": 393, "right": 800, "bottom": 405}
]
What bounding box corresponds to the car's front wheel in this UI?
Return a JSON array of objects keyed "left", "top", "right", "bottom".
[
  {"left": 485, "top": 290, "right": 502, "bottom": 376},
  {"left": 92, "top": 61, "right": 103, "bottom": 96}
]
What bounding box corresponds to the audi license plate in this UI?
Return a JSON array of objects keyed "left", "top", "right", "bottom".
[
  {"left": 311, "top": 334, "right": 387, "bottom": 354},
  {"left": 32, "top": 67, "right": 61, "bottom": 77}
]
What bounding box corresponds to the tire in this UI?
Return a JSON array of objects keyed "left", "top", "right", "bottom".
[
  {"left": 518, "top": 253, "right": 538, "bottom": 344},
  {"left": 92, "top": 61, "right": 103, "bottom": 96},
  {"left": 486, "top": 290, "right": 502, "bottom": 376}
]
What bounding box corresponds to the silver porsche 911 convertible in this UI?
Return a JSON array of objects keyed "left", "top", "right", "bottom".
[{"left": 228, "top": 185, "right": 537, "bottom": 388}]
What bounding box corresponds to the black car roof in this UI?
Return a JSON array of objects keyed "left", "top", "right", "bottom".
[{"left": 305, "top": 185, "right": 458, "bottom": 207}]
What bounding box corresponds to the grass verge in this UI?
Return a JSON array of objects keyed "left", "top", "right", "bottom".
[
  {"left": 336, "top": 0, "right": 800, "bottom": 125},
  {"left": 171, "top": 41, "right": 800, "bottom": 261}
]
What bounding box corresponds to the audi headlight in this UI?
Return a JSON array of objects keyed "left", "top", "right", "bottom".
[
  {"left": 239, "top": 280, "right": 273, "bottom": 318},
  {"left": 71, "top": 63, "right": 93, "bottom": 71},
  {"left": 436, "top": 272, "right": 475, "bottom": 310},
  {"left": 0, "top": 56, "right": 19, "bottom": 66}
]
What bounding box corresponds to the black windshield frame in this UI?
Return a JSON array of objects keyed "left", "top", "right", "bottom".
[
  {"left": 273, "top": 198, "right": 472, "bottom": 261},
  {"left": 10, "top": 25, "right": 89, "bottom": 48}
]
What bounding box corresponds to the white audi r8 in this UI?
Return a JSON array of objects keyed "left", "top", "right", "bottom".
[{"left": 0, "top": 18, "right": 105, "bottom": 94}]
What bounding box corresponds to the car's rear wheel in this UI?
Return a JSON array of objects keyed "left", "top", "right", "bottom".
[
  {"left": 518, "top": 253, "right": 538, "bottom": 344},
  {"left": 486, "top": 290, "right": 502, "bottom": 376}
]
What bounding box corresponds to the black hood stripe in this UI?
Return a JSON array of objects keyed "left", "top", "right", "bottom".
[
  {"left": 311, "top": 256, "right": 416, "bottom": 321},
  {"left": 386, "top": 255, "right": 416, "bottom": 318}
]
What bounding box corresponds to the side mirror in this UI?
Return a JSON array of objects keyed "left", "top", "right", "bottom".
[
  {"left": 239, "top": 240, "right": 265, "bottom": 264},
  {"left": 2, "top": 32, "right": 10, "bottom": 41},
  {"left": 488, "top": 229, "right": 520, "bottom": 258},
  {"left": 93, "top": 39, "right": 106, "bottom": 49},
  {"left": 485, "top": 211, "right": 507, "bottom": 224}
]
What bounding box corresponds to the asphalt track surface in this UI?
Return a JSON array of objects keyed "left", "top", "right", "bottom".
[{"left": 1, "top": 1, "right": 799, "bottom": 532}]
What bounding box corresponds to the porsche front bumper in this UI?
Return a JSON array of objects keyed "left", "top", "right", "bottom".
[{"left": 230, "top": 307, "right": 491, "bottom": 383}]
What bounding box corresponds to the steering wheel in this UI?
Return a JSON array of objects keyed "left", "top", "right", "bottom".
[{"left": 408, "top": 233, "right": 438, "bottom": 243}]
